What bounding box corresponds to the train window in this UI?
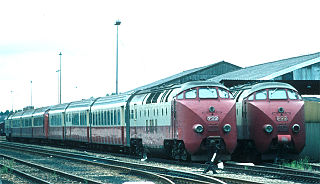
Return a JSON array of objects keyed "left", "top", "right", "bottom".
[
  {"left": 135, "top": 109, "right": 137, "bottom": 119},
  {"left": 185, "top": 89, "right": 197, "bottom": 99},
  {"left": 146, "top": 93, "right": 156, "bottom": 104},
  {"left": 218, "top": 88, "right": 229, "bottom": 98},
  {"left": 177, "top": 93, "right": 184, "bottom": 99},
  {"left": 118, "top": 110, "right": 121, "bottom": 125},
  {"left": 151, "top": 92, "right": 161, "bottom": 103},
  {"left": 130, "top": 110, "right": 134, "bottom": 119},
  {"left": 72, "top": 113, "right": 79, "bottom": 125},
  {"left": 111, "top": 111, "right": 114, "bottom": 125},
  {"left": 288, "top": 90, "right": 299, "bottom": 100},
  {"left": 229, "top": 92, "right": 235, "bottom": 99},
  {"left": 247, "top": 94, "right": 254, "bottom": 101},
  {"left": 107, "top": 111, "right": 110, "bottom": 125},
  {"left": 256, "top": 90, "right": 267, "bottom": 100},
  {"left": 104, "top": 111, "right": 107, "bottom": 125},
  {"left": 165, "top": 90, "right": 173, "bottom": 102},
  {"left": 269, "top": 89, "right": 287, "bottom": 100},
  {"left": 199, "top": 88, "right": 218, "bottom": 98},
  {"left": 114, "top": 110, "right": 117, "bottom": 125}
]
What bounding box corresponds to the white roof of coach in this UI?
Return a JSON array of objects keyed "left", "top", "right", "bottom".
[
  {"left": 65, "top": 98, "right": 96, "bottom": 112},
  {"left": 91, "top": 93, "right": 130, "bottom": 110},
  {"left": 49, "top": 102, "right": 71, "bottom": 114},
  {"left": 32, "top": 106, "right": 50, "bottom": 117},
  {"left": 21, "top": 109, "right": 36, "bottom": 118}
]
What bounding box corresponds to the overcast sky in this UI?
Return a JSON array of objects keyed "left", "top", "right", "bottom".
[{"left": 1, "top": 0, "right": 320, "bottom": 112}]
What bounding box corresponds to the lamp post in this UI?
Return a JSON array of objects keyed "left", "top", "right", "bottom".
[
  {"left": 10, "top": 90, "right": 14, "bottom": 112},
  {"left": 30, "top": 80, "right": 32, "bottom": 107},
  {"left": 115, "top": 20, "right": 121, "bottom": 95},
  {"left": 56, "top": 70, "right": 60, "bottom": 104},
  {"left": 59, "top": 52, "right": 62, "bottom": 104}
]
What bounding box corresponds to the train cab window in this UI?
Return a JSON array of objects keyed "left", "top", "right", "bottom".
[
  {"left": 247, "top": 94, "right": 254, "bottom": 101},
  {"left": 287, "top": 90, "right": 299, "bottom": 100},
  {"left": 269, "top": 89, "right": 287, "bottom": 100},
  {"left": 255, "top": 90, "right": 267, "bottom": 100},
  {"left": 218, "top": 88, "right": 229, "bottom": 98},
  {"left": 199, "top": 88, "right": 218, "bottom": 98},
  {"left": 185, "top": 89, "right": 197, "bottom": 99},
  {"left": 177, "top": 93, "right": 184, "bottom": 100}
]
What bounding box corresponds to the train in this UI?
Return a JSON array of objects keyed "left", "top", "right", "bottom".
[
  {"left": 4, "top": 81, "right": 237, "bottom": 161},
  {"left": 0, "top": 121, "right": 4, "bottom": 136},
  {"left": 232, "top": 82, "right": 305, "bottom": 161}
]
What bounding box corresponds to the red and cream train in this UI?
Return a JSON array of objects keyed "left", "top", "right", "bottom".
[
  {"left": 233, "top": 82, "right": 305, "bottom": 160},
  {"left": 4, "top": 81, "right": 305, "bottom": 161},
  {"left": 5, "top": 81, "right": 237, "bottom": 161}
]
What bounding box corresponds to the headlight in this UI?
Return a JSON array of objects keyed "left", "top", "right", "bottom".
[
  {"left": 193, "top": 124, "right": 204, "bottom": 133},
  {"left": 292, "top": 124, "right": 300, "bottom": 133},
  {"left": 278, "top": 107, "right": 284, "bottom": 113},
  {"left": 223, "top": 124, "right": 231, "bottom": 133},
  {"left": 264, "top": 124, "right": 273, "bottom": 133}
]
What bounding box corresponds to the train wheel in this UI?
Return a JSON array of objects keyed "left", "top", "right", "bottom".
[
  {"left": 171, "top": 140, "right": 180, "bottom": 160},
  {"left": 130, "top": 139, "right": 144, "bottom": 158},
  {"left": 180, "top": 149, "right": 190, "bottom": 161}
]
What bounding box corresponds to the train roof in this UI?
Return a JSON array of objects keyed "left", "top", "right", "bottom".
[
  {"left": 12, "top": 111, "right": 24, "bottom": 119},
  {"left": 33, "top": 106, "right": 50, "bottom": 116},
  {"left": 234, "top": 82, "right": 298, "bottom": 100},
  {"left": 66, "top": 98, "right": 97, "bottom": 112},
  {"left": 49, "top": 102, "right": 71, "bottom": 114},
  {"left": 91, "top": 93, "right": 131, "bottom": 110},
  {"left": 21, "top": 108, "right": 36, "bottom": 118},
  {"left": 131, "top": 81, "right": 231, "bottom": 104},
  {"left": 247, "top": 82, "right": 297, "bottom": 94}
]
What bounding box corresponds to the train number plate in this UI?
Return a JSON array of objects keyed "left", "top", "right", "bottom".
[
  {"left": 276, "top": 116, "right": 288, "bottom": 122},
  {"left": 207, "top": 116, "right": 219, "bottom": 121}
]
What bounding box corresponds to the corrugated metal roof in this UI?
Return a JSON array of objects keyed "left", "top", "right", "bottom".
[
  {"left": 208, "top": 52, "right": 320, "bottom": 82},
  {"left": 131, "top": 61, "right": 240, "bottom": 92}
]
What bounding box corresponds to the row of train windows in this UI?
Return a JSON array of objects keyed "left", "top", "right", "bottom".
[
  {"left": 177, "top": 87, "right": 234, "bottom": 100},
  {"left": 50, "top": 114, "right": 62, "bottom": 126},
  {"left": 92, "top": 110, "right": 121, "bottom": 126},
  {"left": 66, "top": 112, "right": 87, "bottom": 126},
  {"left": 9, "top": 117, "right": 44, "bottom": 127},
  {"left": 130, "top": 107, "right": 168, "bottom": 120},
  {"left": 248, "top": 89, "right": 302, "bottom": 100}
]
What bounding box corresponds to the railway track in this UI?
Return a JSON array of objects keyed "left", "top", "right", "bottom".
[
  {"left": 0, "top": 153, "right": 104, "bottom": 184},
  {"left": 2, "top": 141, "right": 318, "bottom": 183},
  {"left": 0, "top": 141, "right": 228, "bottom": 184},
  {"left": 219, "top": 162, "right": 320, "bottom": 184}
]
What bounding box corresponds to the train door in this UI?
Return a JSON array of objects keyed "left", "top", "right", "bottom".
[
  {"left": 44, "top": 112, "right": 49, "bottom": 139},
  {"left": 172, "top": 99, "right": 178, "bottom": 139},
  {"left": 120, "top": 106, "right": 125, "bottom": 145}
]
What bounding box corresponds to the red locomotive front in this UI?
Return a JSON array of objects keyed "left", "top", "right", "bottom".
[
  {"left": 174, "top": 84, "right": 237, "bottom": 161},
  {"left": 241, "top": 82, "right": 305, "bottom": 160}
]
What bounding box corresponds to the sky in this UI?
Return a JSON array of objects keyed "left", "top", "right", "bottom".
[{"left": 1, "top": 0, "right": 320, "bottom": 112}]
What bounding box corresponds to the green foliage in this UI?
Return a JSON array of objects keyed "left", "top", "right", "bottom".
[
  {"left": 0, "top": 166, "right": 9, "bottom": 174},
  {"left": 282, "top": 157, "right": 312, "bottom": 171}
]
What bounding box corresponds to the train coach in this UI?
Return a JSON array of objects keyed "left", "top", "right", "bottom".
[
  {"left": 5, "top": 81, "right": 237, "bottom": 161},
  {"left": 232, "top": 82, "right": 305, "bottom": 161}
]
